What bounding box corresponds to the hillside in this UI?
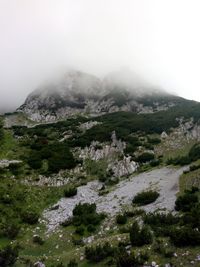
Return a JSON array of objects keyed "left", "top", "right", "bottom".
[{"left": 1, "top": 74, "right": 200, "bottom": 266}]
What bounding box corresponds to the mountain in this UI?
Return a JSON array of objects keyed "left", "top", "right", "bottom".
[
  {"left": 17, "top": 69, "right": 184, "bottom": 122},
  {"left": 2, "top": 69, "right": 200, "bottom": 266}
]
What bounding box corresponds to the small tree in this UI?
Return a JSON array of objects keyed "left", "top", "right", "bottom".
[{"left": 129, "top": 221, "right": 141, "bottom": 246}]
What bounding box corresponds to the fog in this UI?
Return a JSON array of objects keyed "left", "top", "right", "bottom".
[{"left": 1, "top": 0, "right": 200, "bottom": 111}]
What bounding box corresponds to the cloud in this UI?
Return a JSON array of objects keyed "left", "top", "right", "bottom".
[{"left": 0, "top": 0, "right": 200, "bottom": 111}]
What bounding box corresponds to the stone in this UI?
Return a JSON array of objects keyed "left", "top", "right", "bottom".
[
  {"left": 161, "top": 131, "right": 168, "bottom": 139},
  {"left": 34, "top": 262, "right": 45, "bottom": 267}
]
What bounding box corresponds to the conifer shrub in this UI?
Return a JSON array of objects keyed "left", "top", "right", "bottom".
[{"left": 132, "top": 190, "right": 159, "bottom": 206}]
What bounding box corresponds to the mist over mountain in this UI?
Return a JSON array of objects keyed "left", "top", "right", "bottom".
[{"left": 16, "top": 69, "right": 180, "bottom": 122}]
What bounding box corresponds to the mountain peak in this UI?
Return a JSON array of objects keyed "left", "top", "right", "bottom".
[{"left": 17, "top": 69, "right": 180, "bottom": 122}]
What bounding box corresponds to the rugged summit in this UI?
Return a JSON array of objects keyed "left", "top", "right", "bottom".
[{"left": 17, "top": 69, "right": 181, "bottom": 122}]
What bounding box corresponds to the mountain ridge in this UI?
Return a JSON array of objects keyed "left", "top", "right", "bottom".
[{"left": 17, "top": 69, "right": 186, "bottom": 122}]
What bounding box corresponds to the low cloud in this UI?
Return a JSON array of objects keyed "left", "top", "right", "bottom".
[{"left": 0, "top": 0, "right": 200, "bottom": 111}]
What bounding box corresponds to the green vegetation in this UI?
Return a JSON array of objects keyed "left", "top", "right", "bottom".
[
  {"left": 62, "top": 203, "right": 106, "bottom": 235},
  {"left": 130, "top": 221, "right": 153, "bottom": 246},
  {"left": 136, "top": 152, "right": 155, "bottom": 163},
  {"left": 0, "top": 245, "right": 19, "bottom": 267},
  {"left": 64, "top": 186, "right": 77, "bottom": 198},
  {"left": 116, "top": 214, "right": 128, "bottom": 225},
  {"left": 167, "top": 142, "right": 200, "bottom": 166},
  {"left": 85, "top": 242, "right": 115, "bottom": 263},
  {"left": 175, "top": 187, "right": 199, "bottom": 212},
  {"left": 141, "top": 187, "right": 200, "bottom": 248},
  {"left": 0, "top": 177, "right": 63, "bottom": 242},
  {"left": 132, "top": 190, "right": 159, "bottom": 206}
]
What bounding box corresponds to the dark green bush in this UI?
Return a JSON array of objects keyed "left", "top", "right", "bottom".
[
  {"left": 87, "top": 224, "right": 96, "bottom": 232},
  {"left": 132, "top": 190, "right": 159, "bottom": 206},
  {"left": 72, "top": 203, "right": 105, "bottom": 234},
  {"left": 175, "top": 192, "right": 198, "bottom": 212},
  {"left": 21, "top": 210, "right": 39, "bottom": 224},
  {"left": 136, "top": 152, "right": 155, "bottom": 163},
  {"left": 169, "top": 226, "right": 200, "bottom": 247},
  {"left": 64, "top": 186, "right": 77, "bottom": 198},
  {"left": 147, "top": 137, "right": 161, "bottom": 144},
  {"left": 167, "top": 155, "right": 190, "bottom": 166},
  {"left": 67, "top": 259, "right": 78, "bottom": 267},
  {"left": 129, "top": 221, "right": 153, "bottom": 246},
  {"left": 0, "top": 245, "right": 18, "bottom": 267},
  {"left": 60, "top": 218, "right": 73, "bottom": 227},
  {"left": 150, "top": 159, "right": 160, "bottom": 167},
  {"left": 116, "top": 214, "right": 127, "bottom": 225},
  {"left": 85, "top": 242, "right": 116, "bottom": 263},
  {"left": 0, "top": 222, "right": 20, "bottom": 239},
  {"left": 33, "top": 235, "right": 44, "bottom": 245},
  {"left": 189, "top": 164, "right": 200, "bottom": 172},
  {"left": 75, "top": 225, "right": 85, "bottom": 236},
  {"left": 143, "top": 212, "right": 180, "bottom": 226}
]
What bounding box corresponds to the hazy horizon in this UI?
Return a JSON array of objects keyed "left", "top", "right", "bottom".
[{"left": 1, "top": 0, "right": 200, "bottom": 111}]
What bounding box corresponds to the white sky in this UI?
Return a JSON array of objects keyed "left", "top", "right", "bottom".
[{"left": 1, "top": 0, "right": 200, "bottom": 110}]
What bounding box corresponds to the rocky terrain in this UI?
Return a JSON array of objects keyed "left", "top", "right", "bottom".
[
  {"left": 2, "top": 72, "right": 200, "bottom": 267},
  {"left": 43, "top": 166, "right": 187, "bottom": 232}
]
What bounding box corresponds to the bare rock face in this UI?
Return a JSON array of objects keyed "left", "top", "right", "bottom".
[
  {"left": 79, "top": 131, "right": 126, "bottom": 161},
  {"left": 17, "top": 70, "right": 178, "bottom": 122},
  {"left": 108, "top": 156, "right": 138, "bottom": 177},
  {"left": 18, "top": 71, "right": 103, "bottom": 122},
  {"left": 34, "top": 262, "right": 45, "bottom": 267},
  {"left": 78, "top": 131, "right": 138, "bottom": 177}
]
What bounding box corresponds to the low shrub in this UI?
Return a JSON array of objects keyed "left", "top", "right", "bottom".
[
  {"left": 116, "top": 214, "right": 127, "bottom": 225},
  {"left": 0, "top": 222, "right": 20, "bottom": 239},
  {"left": 75, "top": 225, "right": 85, "bottom": 236},
  {"left": 67, "top": 259, "right": 78, "bottom": 267},
  {"left": 0, "top": 245, "right": 19, "bottom": 267},
  {"left": 33, "top": 235, "right": 44, "bottom": 245},
  {"left": 116, "top": 247, "right": 149, "bottom": 267},
  {"left": 143, "top": 212, "right": 180, "bottom": 226},
  {"left": 21, "top": 210, "right": 39, "bottom": 224},
  {"left": 60, "top": 218, "right": 73, "bottom": 227},
  {"left": 85, "top": 242, "right": 116, "bottom": 263},
  {"left": 72, "top": 203, "right": 105, "bottom": 226},
  {"left": 130, "top": 221, "right": 153, "bottom": 246},
  {"left": 136, "top": 152, "right": 155, "bottom": 163},
  {"left": 87, "top": 224, "right": 96, "bottom": 232},
  {"left": 175, "top": 191, "right": 199, "bottom": 212},
  {"left": 132, "top": 190, "right": 159, "bottom": 206},
  {"left": 64, "top": 186, "right": 77, "bottom": 198},
  {"left": 169, "top": 226, "right": 200, "bottom": 247}
]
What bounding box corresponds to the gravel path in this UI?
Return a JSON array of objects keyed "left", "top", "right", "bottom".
[{"left": 43, "top": 166, "right": 187, "bottom": 232}]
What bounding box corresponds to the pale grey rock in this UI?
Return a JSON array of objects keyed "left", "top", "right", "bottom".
[
  {"left": 79, "top": 121, "right": 101, "bottom": 131},
  {"left": 161, "top": 131, "right": 168, "bottom": 139},
  {"left": 42, "top": 166, "right": 187, "bottom": 232},
  {"left": 34, "top": 262, "right": 45, "bottom": 267},
  {"left": 108, "top": 156, "right": 138, "bottom": 177},
  {"left": 0, "top": 159, "right": 22, "bottom": 168}
]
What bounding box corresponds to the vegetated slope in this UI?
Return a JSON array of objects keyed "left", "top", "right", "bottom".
[{"left": 2, "top": 89, "right": 200, "bottom": 266}]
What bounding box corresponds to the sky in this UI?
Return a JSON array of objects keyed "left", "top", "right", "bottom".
[{"left": 1, "top": 0, "right": 200, "bottom": 111}]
